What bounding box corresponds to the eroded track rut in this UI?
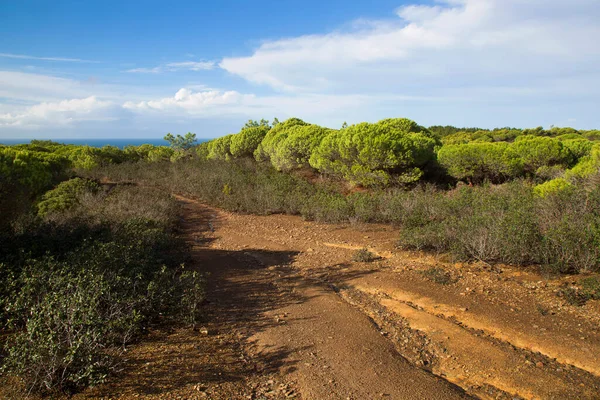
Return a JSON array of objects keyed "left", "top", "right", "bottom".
[{"left": 78, "top": 196, "right": 600, "bottom": 399}]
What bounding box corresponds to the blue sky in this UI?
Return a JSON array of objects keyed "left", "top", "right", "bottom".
[{"left": 1, "top": 0, "right": 599, "bottom": 139}]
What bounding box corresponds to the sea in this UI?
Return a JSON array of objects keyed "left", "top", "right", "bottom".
[{"left": 0, "top": 138, "right": 209, "bottom": 149}]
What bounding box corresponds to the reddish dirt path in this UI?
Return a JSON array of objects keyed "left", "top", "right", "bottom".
[{"left": 77, "top": 195, "right": 600, "bottom": 399}]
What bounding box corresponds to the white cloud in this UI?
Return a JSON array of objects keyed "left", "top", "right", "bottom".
[
  {"left": 220, "top": 0, "right": 600, "bottom": 96},
  {"left": 0, "top": 52, "right": 97, "bottom": 63},
  {"left": 0, "top": 97, "right": 118, "bottom": 129},
  {"left": 121, "top": 87, "right": 449, "bottom": 126},
  {"left": 125, "top": 67, "right": 163, "bottom": 74},
  {"left": 123, "top": 88, "right": 252, "bottom": 115},
  {"left": 125, "top": 60, "right": 215, "bottom": 73},
  {"left": 0, "top": 71, "right": 90, "bottom": 102},
  {"left": 165, "top": 61, "right": 215, "bottom": 71}
]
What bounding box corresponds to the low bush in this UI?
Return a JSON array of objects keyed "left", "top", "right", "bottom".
[
  {"left": 0, "top": 186, "right": 204, "bottom": 395},
  {"left": 85, "top": 156, "right": 600, "bottom": 274},
  {"left": 533, "top": 178, "right": 573, "bottom": 198},
  {"left": 37, "top": 177, "right": 99, "bottom": 216},
  {"left": 422, "top": 267, "right": 454, "bottom": 285},
  {"left": 352, "top": 248, "right": 377, "bottom": 262}
]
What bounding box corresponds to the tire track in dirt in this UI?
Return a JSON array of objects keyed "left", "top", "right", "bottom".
[{"left": 198, "top": 200, "right": 600, "bottom": 399}]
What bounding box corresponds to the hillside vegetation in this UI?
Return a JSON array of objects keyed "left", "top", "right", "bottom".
[{"left": 2, "top": 118, "right": 600, "bottom": 395}]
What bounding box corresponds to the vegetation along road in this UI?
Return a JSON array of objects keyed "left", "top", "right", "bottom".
[
  {"left": 3, "top": 119, "right": 600, "bottom": 399},
  {"left": 75, "top": 193, "right": 600, "bottom": 400}
]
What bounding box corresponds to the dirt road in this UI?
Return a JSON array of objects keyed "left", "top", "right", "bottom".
[{"left": 79, "top": 196, "right": 600, "bottom": 399}]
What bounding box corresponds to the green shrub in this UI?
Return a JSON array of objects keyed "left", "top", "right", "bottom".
[
  {"left": 37, "top": 178, "right": 99, "bottom": 216},
  {"left": 535, "top": 165, "right": 565, "bottom": 181},
  {"left": 533, "top": 178, "right": 573, "bottom": 198},
  {"left": 510, "top": 136, "right": 571, "bottom": 173},
  {"left": 309, "top": 118, "right": 437, "bottom": 187},
  {"left": 207, "top": 134, "right": 233, "bottom": 160},
  {"left": 557, "top": 133, "right": 583, "bottom": 141},
  {"left": 399, "top": 183, "right": 542, "bottom": 265},
  {"left": 581, "top": 277, "right": 600, "bottom": 300},
  {"left": 559, "top": 139, "right": 593, "bottom": 164},
  {"left": 352, "top": 248, "right": 377, "bottom": 262},
  {"left": 537, "top": 186, "right": 600, "bottom": 273},
  {"left": 583, "top": 130, "right": 600, "bottom": 141},
  {"left": 148, "top": 146, "right": 175, "bottom": 162},
  {"left": 564, "top": 143, "right": 600, "bottom": 180},
  {"left": 254, "top": 117, "right": 310, "bottom": 163},
  {"left": 301, "top": 191, "right": 353, "bottom": 222},
  {"left": 1, "top": 186, "right": 204, "bottom": 395},
  {"left": 230, "top": 125, "right": 270, "bottom": 158},
  {"left": 437, "top": 142, "right": 521, "bottom": 183},
  {"left": 422, "top": 267, "right": 454, "bottom": 285},
  {"left": 268, "top": 124, "right": 332, "bottom": 171}
]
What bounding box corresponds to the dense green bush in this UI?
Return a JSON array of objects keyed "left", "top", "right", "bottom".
[
  {"left": 268, "top": 124, "right": 333, "bottom": 171},
  {"left": 510, "top": 136, "right": 571, "bottom": 173},
  {"left": 0, "top": 147, "right": 71, "bottom": 228},
  {"left": 230, "top": 125, "right": 270, "bottom": 158},
  {"left": 207, "top": 134, "right": 233, "bottom": 160},
  {"left": 0, "top": 147, "right": 69, "bottom": 193},
  {"left": 309, "top": 118, "right": 437, "bottom": 187},
  {"left": 562, "top": 139, "right": 594, "bottom": 160},
  {"left": 533, "top": 178, "right": 573, "bottom": 197},
  {"left": 437, "top": 142, "right": 521, "bottom": 183},
  {"left": 254, "top": 117, "right": 310, "bottom": 163},
  {"left": 37, "top": 178, "right": 99, "bottom": 216}
]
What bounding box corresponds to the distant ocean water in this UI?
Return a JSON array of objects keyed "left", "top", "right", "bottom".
[{"left": 0, "top": 138, "right": 209, "bottom": 149}]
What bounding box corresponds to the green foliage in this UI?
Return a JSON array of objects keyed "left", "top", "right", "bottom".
[
  {"left": 254, "top": 117, "right": 310, "bottom": 162},
  {"left": 268, "top": 124, "right": 333, "bottom": 171},
  {"left": 583, "top": 130, "right": 600, "bottom": 141},
  {"left": 64, "top": 145, "right": 132, "bottom": 169},
  {"left": 510, "top": 136, "right": 570, "bottom": 173},
  {"left": 230, "top": 125, "right": 270, "bottom": 158},
  {"left": 533, "top": 178, "right": 573, "bottom": 198},
  {"left": 550, "top": 126, "right": 580, "bottom": 136},
  {"left": 0, "top": 186, "right": 204, "bottom": 395},
  {"left": 0, "top": 147, "right": 69, "bottom": 192},
  {"left": 0, "top": 146, "right": 71, "bottom": 228},
  {"left": 562, "top": 139, "right": 593, "bottom": 161},
  {"left": 37, "top": 178, "right": 100, "bottom": 216},
  {"left": 164, "top": 132, "right": 197, "bottom": 150},
  {"left": 123, "top": 143, "right": 174, "bottom": 163},
  {"left": 581, "top": 277, "right": 600, "bottom": 300},
  {"left": 564, "top": 143, "right": 600, "bottom": 180},
  {"left": 352, "top": 248, "right": 377, "bottom": 262},
  {"left": 398, "top": 183, "right": 540, "bottom": 265},
  {"left": 243, "top": 118, "right": 270, "bottom": 128},
  {"left": 437, "top": 142, "right": 521, "bottom": 183},
  {"left": 207, "top": 134, "right": 233, "bottom": 160},
  {"left": 149, "top": 146, "right": 176, "bottom": 162},
  {"left": 309, "top": 118, "right": 437, "bottom": 187},
  {"left": 428, "top": 126, "right": 482, "bottom": 139}
]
